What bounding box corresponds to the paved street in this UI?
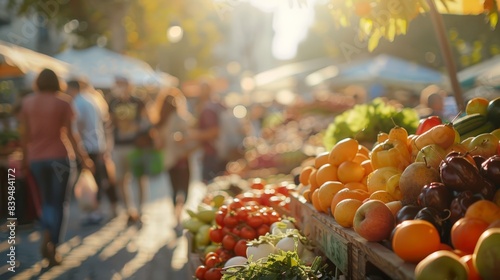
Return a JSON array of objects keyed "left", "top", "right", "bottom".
[{"left": 0, "top": 156, "right": 206, "bottom": 280}]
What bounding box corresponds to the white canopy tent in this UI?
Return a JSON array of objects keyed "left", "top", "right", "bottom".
[
  {"left": 0, "top": 40, "right": 74, "bottom": 80},
  {"left": 55, "top": 46, "right": 173, "bottom": 89}
]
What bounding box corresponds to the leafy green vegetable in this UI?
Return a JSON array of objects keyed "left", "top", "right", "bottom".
[
  {"left": 323, "top": 98, "right": 419, "bottom": 150},
  {"left": 222, "top": 250, "right": 330, "bottom": 280}
]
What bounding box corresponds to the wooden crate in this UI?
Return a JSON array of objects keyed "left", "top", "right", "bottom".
[
  {"left": 312, "top": 212, "right": 416, "bottom": 280},
  {"left": 185, "top": 230, "right": 203, "bottom": 277},
  {"left": 310, "top": 215, "right": 351, "bottom": 278},
  {"left": 289, "top": 193, "right": 317, "bottom": 238}
]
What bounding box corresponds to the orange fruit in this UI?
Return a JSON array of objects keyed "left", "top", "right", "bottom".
[
  {"left": 314, "top": 151, "right": 330, "bottom": 169},
  {"left": 328, "top": 138, "right": 359, "bottom": 166},
  {"left": 344, "top": 182, "right": 368, "bottom": 191},
  {"left": 388, "top": 126, "right": 409, "bottom": 144},
  {"left": 353, "top": 153, "right": 369, "bottom": 164},
  {"left": 451, "top": 217, "right": 489, "bottom": 254},
  {"left": 299, "top": 166, "right": 315, "bottom": 186},
  {"left": 465, "top": 200, "right": 500, "bottom": 224},
  {"left": 334, "top": 198, "right": 363, "bottom": 228},
  {"left": 392, "top": 220, "right": 441, "bottom": 263},
  {"left": 377, "top": 132, "right": 389, "bottom": 144},
  {"left": 357, "top": 145, "right": 370, "bottom": 158},
  {"left": 330, "top": 188, "right": 369, "bottom": 214},
  {"left": 317, "top": 181, "right": 345, "bottom": 214},
  {"left": 311, "top": 189, "right": 322, "bottom": 212},
  {"left": 337, "top": 161, "right": 365, "bottom": 184},
  {"left": 309, "top": 169, "right": 319, "bottom": 193},
  {"left": 438, "top": 243, "right": 453, "bottom": 251},
  {"left": 302, "top": 189, "right": 312, "bottom": 203},
  {"left": 316, "top": 163, "right": 339, "bottom": 187},
  {"left": 361, "top": 159, "right": 373, "bottom": 176}
]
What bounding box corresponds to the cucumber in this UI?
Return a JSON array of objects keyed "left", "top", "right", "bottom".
[{"left": 453, "top": 113, "right": 488, "bottom": 135}]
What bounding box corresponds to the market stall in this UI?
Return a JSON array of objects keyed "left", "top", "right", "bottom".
[{"left": 183, "top": 93, "right": 500, "bottom": 280}]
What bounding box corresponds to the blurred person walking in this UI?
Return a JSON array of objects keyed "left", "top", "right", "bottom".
[
  {"left": 20, "top": 69, "right": 94, "bottom": 266},
  {"left": 108, "top": 76, "right": 150, "bottom": 223},
  {"left": 192, "top": 81, "right": 227, "bottom": 183},
  {"left": 66, "top": 80, "right": 119, "bottom": 224},
  {"left": 154, "top": 87, "right": 198, "bottom": 226}
]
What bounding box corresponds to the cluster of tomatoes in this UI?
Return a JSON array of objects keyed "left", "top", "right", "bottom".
[{"left": 194, "top": 197, "right": 282, "bottom": 280}]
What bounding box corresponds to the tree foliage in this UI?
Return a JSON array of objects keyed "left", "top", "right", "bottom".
[
  {"left": 6, "top": 0, "right": 223, "bottom": 80},
  {"left": 328, "top": 0, "right": 499, "bottom": 52}
]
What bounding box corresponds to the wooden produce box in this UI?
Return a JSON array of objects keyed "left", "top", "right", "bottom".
[
  {"left": 185, "top": 230, "right": 203, "bottom": 277},
  {"left": 289, "top": 193, "right": 317, "bottom": 238},
  {"left": 312, "top": 212, "right": 416, "bottom": 280}
]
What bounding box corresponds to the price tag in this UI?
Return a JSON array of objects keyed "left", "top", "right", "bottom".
[{"left": 313, "top": 217, "right": 349, "bottom": 274}]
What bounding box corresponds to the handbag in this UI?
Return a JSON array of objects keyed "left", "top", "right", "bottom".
[{"left": 74, "top": 169, "right": 98, "bottom": 212}]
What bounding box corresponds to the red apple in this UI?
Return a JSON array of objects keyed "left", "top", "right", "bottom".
[
  {"left": 353, "top": 200, "right": 395, "bottom": 242},
  {"left": 467, "top": 133, "right": 499, "bottom": 159}
]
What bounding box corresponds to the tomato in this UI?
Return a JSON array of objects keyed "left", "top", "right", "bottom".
[
  {"left": 259, "top": 188, "right": 276, "bottom": 206},
  {"left": 232, "top": 226, "right": 241, "bottom": 236},
  {"left": 250, "top": 178, "right": 265, "bottom": 190},
  {"left": 204, "top": 267, "right": 222, "bottom": 280},
  {"left": 221, "top": 226, "right": 231, "bottom": 236},
  {"left": 205, "top": 256, "right": 219, "bottom": 269},
  {"left": 229, "top": 198, "right": 244, "bottom": 210},
  {"left": 234, "top": 239, "right": 248, "bottom": 257},
  {"left": 257, "top": 224, "right": 270, "bottom": 236},
  {"left": 218, "top": 249, "right": 234, "bottom": 263},
  {"left": 267, "top": 211, "right": 280, "bottom": 224},
  {"left": 239, "top": 226, "right": 257, "bottom": 240},
  {"left": 275, "top": 182, "right": 291, "bottom": 196},
  {"left": 247, "top": 215, "right": 264, "bottom": 228},
  {"left": 260, "top": 212, "right": 270, "bottom": 225},
  {"left": 223, "top": 215, "right": 239, "bottom": 229},
  {"left": 195, "top": 265, "right": 207, "bottom": 280},
  {"left": 209, "top": 228, "right": 224, "bottom": 243},
  {"left": 416, "top": 116, "right": 442, "bottom": 135},
  {"left": 268, "top": 195, "right": 286, "bottom": 208},
  {"left": 218, "top": 205, "right": 228, "bottom": 214},
  {"left": 215, "top": 246, "right": 224, "bottom": 256},
  {"left": 222, "top": 234, "right": 237, "bottom": 251},
  {"left": 215, "top": 211, "right": 225, "bottom": 227},
  {"left": 236, "top": 207, "right": 249, "bottom": 221},
  {"left": 205, "top": 252, "right": 219, "bottom": 262},
  {"left": 236, "top": 192, "right": 260, "bottom": 204}
]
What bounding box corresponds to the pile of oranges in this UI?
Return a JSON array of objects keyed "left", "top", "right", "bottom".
[{"left": 300, "top": 138, "right": 373, "bottom": 216}]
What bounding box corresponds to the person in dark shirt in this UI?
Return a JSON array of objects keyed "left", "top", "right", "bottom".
[{"left": 108, "top": 76, "right": 149, "bottom": 223}]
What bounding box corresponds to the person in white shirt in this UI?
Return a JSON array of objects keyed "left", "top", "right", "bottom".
[{"left": 67, "top": 80, "right": 118, "bottom": 224}]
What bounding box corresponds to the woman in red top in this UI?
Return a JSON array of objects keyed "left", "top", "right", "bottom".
[{"left": 20, "top": 69, "right": 93, "bottom": 266}]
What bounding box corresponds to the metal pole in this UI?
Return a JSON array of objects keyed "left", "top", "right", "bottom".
[{"left": 426, "top": 0, "right": 465, "bottom": 112}]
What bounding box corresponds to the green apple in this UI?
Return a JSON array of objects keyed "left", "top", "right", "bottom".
[
  {"left": 415, "top": 144, "right": 447, "bottom": 171},
  {"left": 473, "top": 228, "right": 500, "bottom": 280},
  {"left": 468, "top": 133, "right": 499, "bottom": 158},
  {"left": 415, "top": 250, "right": 469, "bottom": 280},
  {"left": 466, "top": 97, "right": 489, "bottom": 116},
  {"left": 491, "top": 128, "right": 500, "bottom": 140}
]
